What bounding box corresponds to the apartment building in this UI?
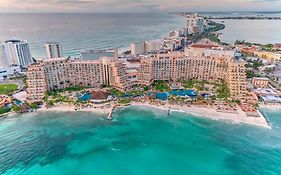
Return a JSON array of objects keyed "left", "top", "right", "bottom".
[
  {"left": 26, "top": 57, "right": 130, "bottom": 102},
  {"left": 138, "top": 53, "right": 229, "bottom": 85},
  {"left": 227, "top": 59, "right": 247, "bottom": 99},
  {"left": 26, "top": 62, "right": 47, "bottom": 102},
  {"left": 27, "top": 52, "right": 247, "bottom": 102},
  {"left": 138, "top": 52, "right": 246, "bottom": 99},
  {"left": 45, "top": 42, "right": 63, "bottom": 59}
]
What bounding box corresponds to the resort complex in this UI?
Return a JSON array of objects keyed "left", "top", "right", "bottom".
[
  {"left": 26, "top": 43, "right": 247, "bottom": 103},
  {"left": 1, "top": 13, "right": 281, "bottom": 128}
]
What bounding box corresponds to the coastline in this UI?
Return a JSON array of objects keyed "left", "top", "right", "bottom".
[
  {"left": 129, "top": 102, "right": 271, "bottom": 129},
  {"left": 32, "top": 102, "right": 271, "bottom": 129},
  {"left": 37, "top": 103, "right": 112, "bottom": 115}
]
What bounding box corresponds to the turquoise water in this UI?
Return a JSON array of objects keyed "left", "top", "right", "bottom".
[
  {"left": 79, "top": 92, "right": 91, "bottom": 101},
  {"left": 1, "top": 106, "right": 281, "bottom": 175}
]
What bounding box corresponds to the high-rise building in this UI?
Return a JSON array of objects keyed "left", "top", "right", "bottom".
[
  {"left": 0, "top": 45, "right": 8, "bottom": 68},
  {"left": 227, "top": 59, "right": 247, "bottom": 99},
  {"left": 144, "top": 40, "right": 161, "bottom": 54},
  {"left": 26, "top": 62, "right": 47, "bottom": 102},
  {"left": 131, "top": 42, "right": 145, "bottom": 56},
  {"left": 1, "top": 40, "right": 33, "bottom": 68},
  {"left": 186, "top": 13, "right": 204, "bottom": 34},
  {"left": 138, "top": 53, "right": 247, "bottom": 99},
  {"left": 26, "top": 57, "right": 130, "bottom": 102},
  {"left": 138, "top": 53, "right": 228, "bottom": 86},
  {"left": 45, "top": 42, "right": 63, "bottom": 58}
]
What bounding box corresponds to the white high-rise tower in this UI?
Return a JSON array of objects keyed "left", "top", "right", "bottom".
[
  {"left": 1, "top": 40, "right": 33, "bottom": 68},
  {"left": 45, "top": 42, "right": 63, "bottom": 58},
  {"left": 186, "top": 13, "right": 204, "bottom": 34}
]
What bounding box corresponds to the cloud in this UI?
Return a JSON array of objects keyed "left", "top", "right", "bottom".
[
  {"left": 252, "top": 0, "right": 280, "bottom": 2},
  {"left": 0, "top": 0, "right": 281, "bottom": 12}
]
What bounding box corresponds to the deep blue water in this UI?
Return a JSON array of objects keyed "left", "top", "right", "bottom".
[
  {"left": 0, "top": 13, "right": 185, "bottom": 58},
  {"left": 0, "top": 12, "right": 280, "bottom": 59},
  {"left": 0, "top": 107, "right": 281, "bottom": 175}
]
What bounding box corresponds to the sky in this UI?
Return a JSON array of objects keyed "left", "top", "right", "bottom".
[{"left": 0, "top": 0, "right": 280, "bottom": 13}]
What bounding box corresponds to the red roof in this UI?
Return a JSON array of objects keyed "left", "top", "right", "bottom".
[
  {"left": 274, "top": 44, "right": 281, "bottom": 48},
  {"left": 191, "top": 44, "right": 218, "bottom": 49},
  {"left": 90, "top": 90, "right": 109, "bottom": 100}
]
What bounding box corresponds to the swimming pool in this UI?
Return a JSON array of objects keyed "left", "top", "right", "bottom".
[
  {"left": 170, "top": 89, "right": 198, "bottom": 96},
  {"left": 155, "top": 90, "right": 198, "bottom": 100},
  {"left": 79, "top": 92, "right": 91, "bottom": 101}
]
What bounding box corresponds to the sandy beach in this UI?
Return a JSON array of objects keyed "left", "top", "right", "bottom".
[
  {"left": 130, "top": 102, "right": 271, "bottom": 129},
  {"left": 37, "top": 103, "right": 112, "bottom": 115},
  {"left": 33, "top": 102, "right": 270, "bottom": 129}
]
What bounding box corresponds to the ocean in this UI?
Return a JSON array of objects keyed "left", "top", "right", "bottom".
[
  {"left": 0, "top": 106, "right": 281, "bottom": 175},
  {"left": 0, "top": 13, "right": 185, "bottom": 58},
  {"left": 0, "top": 12, "right": 280, "bottom": 59},
  {"left": 1, "top": 12, "right": 281, "bottom": 174}
]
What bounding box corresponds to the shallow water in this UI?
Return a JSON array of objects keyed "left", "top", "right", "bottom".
[{"left": 0, "top": 107, "right": 281, "bottom": 175}]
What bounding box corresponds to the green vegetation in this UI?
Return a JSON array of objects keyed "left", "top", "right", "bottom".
[
  {"left": 12, "top": 105, "right": 21, "bottom": 112},
  {"left": 234, "top": 40, "right": 260, "bottom": 46},
  {"left": 253, "top": 60, "right": 263, "bottom": 69},
  {"left": 30, "top": 103, "right": 38, "bottom": 110},
  {"left": 46, "top": 100, "right": 54, "bottom": 107},
  {"left": 262, "top": 44, "right": 274, "bottom": 51},
  {"left": 215, "top": 81, "right": 230, "bottom": 99},
  {"left": 245, "top": 59, "right": 263, "bottom": 69},
  {"left": 190, "top": 21, "right": 226, "bottom": 44},
  {"left": 208, "top": 33, "right": 221, "bottom": 43},
  {"left": 118, "top": 99, "right": 132, "bottom": 104},
  {"left": 153, "top": 80, "right": 170, "bottom": 92},
  {"left": 143, "top": 86, "right": 149, "bottom": 91},
  {"left": 235, "top": 40, "right": 275, "bottom": 52},
  {"left": 129, "top": 90, "right": 144, "bottom": 96},
  {"left": 0, "top": 107, "right": 11, "bottom": 115},
  {"left": 246, "top": 70, "right": 260, "bottom": 78},
  {"left": 183, "top": 80, "right": 194, "bottom": 89},
  {"left": 109, "top": 88, "right": 125, "bottom": 98},
  {"left": 0, "top": 84, "right": 18, "bottom": 94}
]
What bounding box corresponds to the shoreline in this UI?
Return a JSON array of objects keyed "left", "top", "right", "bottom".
[
  {"left": 129, "top": 102, "right": 271, "bottom": 129},
  {"left": 37, "top": 103, "right": 112, "bottom": 115},
  {"left": 31, "top": 102, "right": 271, "bottom": 129}
]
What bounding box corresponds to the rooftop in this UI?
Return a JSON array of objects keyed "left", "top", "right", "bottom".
[
  {"left": 43, "top": 57, "right": 67, "bottom": 62},
  {"left": 253, "top": 77, "right": 269, "bottom": 81},
  {"left": 261, "top": 95, "right": 281, "bottom": 102},
  {"left": 4, "top": 39, "right": 26, "bottom": 44},
  {"left": 191, "top": 44, "right": 219, "bottom": 49},
  {"left": 90, "top": 90, "right": 109, "bottom": 100}
]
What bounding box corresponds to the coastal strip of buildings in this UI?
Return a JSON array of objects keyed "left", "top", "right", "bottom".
[{"left": 26, "top": 43, "right": 247, "bottom": 103}]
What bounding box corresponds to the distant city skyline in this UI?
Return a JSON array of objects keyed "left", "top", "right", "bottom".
[{"left": 0, "top": 0, "right": 281, "bottom": 13}]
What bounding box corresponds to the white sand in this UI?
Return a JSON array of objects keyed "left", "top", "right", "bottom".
[
  {"left": 37, "top": 103, "right": 111, "bottom": 115},
  {"left": 35, "top": 102, "right": 270, "bottom": 129},
  {"left": 131, "top": 102, "right": 270, "bottom": 129}
]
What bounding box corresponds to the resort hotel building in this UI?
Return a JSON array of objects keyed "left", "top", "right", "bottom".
[
  {"left": 186, "top": 13, "right": 204, "bottom": 34},
  {"left": 45, "top": 42, "right": 63, "bottom": 59},
  {"left": 26, "top": 44, "right": 247, "bottom": 102},
  {"left": 0, "top": 40, "right": 33, "bottom": 68},
  {"left": 26, "top": 57, "right": 130, "bottom": 102}
]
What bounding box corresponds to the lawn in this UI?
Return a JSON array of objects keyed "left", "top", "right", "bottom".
[{"left": 0, "top": 84, "right": 18, "bottom": 94}]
